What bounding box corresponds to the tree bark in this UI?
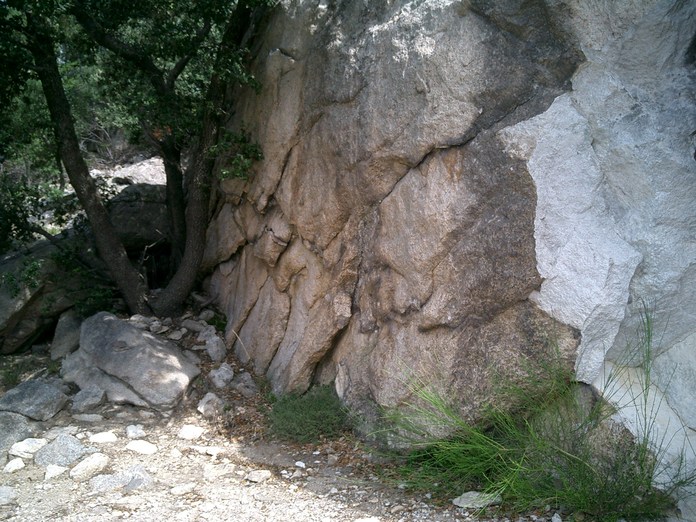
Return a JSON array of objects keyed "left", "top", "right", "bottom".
[
  {"left": 27, "top": 16, "right": 148, "bottom": 314},
  {"left": 149, "top": 0, "right": 257, "bottom": 317}
]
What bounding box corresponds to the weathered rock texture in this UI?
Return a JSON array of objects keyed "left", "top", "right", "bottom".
[
  {"left": 207, "top": 0, "right": 584, "bottom": 413},
  {"left": 62, "top": 312, "right": 200, "bottom": 409},
  {"left": 207, "top": 0, "right": 695, "bottom": 513}
]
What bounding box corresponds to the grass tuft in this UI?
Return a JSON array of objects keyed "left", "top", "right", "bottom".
[
  {"left": 267, "top": 385, "right": 352, "bottom": 443},
  {"left": 386, "top": 308, "right": 695, "bottom": 521}
]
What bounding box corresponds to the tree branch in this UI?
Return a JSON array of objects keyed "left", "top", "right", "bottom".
[
  {"left": 70, "top": 2, "right": 168, "bottom": 96},
  {"left": 166, "top": 18, "right": 213, "bottom": 90}
]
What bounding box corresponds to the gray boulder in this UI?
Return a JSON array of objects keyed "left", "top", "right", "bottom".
[
  {"left": 50, "top": 309, "right": 82, "bottom": 360},
  {"left": 0, "top": 411, "right": 37, "bottom": 456},
  {"left": 0, "top": 379, "right": 69, "bottom": 421},
  {"left": 62, "top": 312, "right": 200, "bottom": 409},
  {"left": 34, "top": 434, "right": 90, "bottom": 467},
  {"left": 107, "top": 184, "right": 169, "bottom": 249}
]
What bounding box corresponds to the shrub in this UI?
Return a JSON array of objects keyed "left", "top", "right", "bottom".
[
  {"left": 386, "top": 310, "right": 695, "bottom": 521},
  {"left": 267, "top": 385, "right": 352, "bottom": 443}
]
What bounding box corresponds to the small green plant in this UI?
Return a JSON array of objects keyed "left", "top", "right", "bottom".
[
  {"left": 0, "top": 259, "right": 44, "bottom": 298},
  {"left": 387, "top": 309, "right": 695, "bottom": 521},
  {"left": 210, "top": 130, "right": 263, "bottom": 180},
  {"left": 0, "top": 357, "right": 33, "bottom": 387},
  {"left": 267, "top": 385, "right": 352, "bottom": 443}
]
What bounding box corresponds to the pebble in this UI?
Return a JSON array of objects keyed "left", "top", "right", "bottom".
[
  {"left": 90, "top": 431, "right": 118, "bottom": 443},
  {"left": 70, "top": 453, "right": 110, "bottom": 481},
  {"left": 171, "top": 483, "right": 197, "bottom": 496},
  {"left": 125, "top": 424, "right": 146, "bottom": 439},
  {"left": 10, "top": 437, "right": 48, "bottom": 458},
  {"left": 0, "top": 486, "right": 17, "bottom": 506},
  {"left": 246, "top": 469, "right": 272, "bottom": 483},
  {"left": 125, "top": 440, "right": 158, "bottom": 455},
  {"left": 45, "top": 464, "right": 68, "bottom": 480},
  {"left": 3, "top": 458, "right": 25, "bottom": 473},
  {"left": 177, "top": 425, "right": 205, "bottom": 440}
]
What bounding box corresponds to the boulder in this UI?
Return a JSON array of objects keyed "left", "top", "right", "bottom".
[
  {"left": 0, "top": 412, "right": 37, "bottom": 456},
  {"left": 50, "top": 309, "right": 82, "bottom": 360},
  {"left": 0, "top": 242, "right": 82, "bottom": 355},
  {"left": 208, "top": 1, "right": 583, "bottom": 409},
  {"left": 0, "top": 379, "right": 69, "bottom": 421},
  {"left": 205, "top": 3, "right": 696, "bottom": 515},
  {"left": 61, "top": 312, "right": 200, "bottom": 409},
  {"left": 107, "top": 184, "right": 169, "bottom": 249}
]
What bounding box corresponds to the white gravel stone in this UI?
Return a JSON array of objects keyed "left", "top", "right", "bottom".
[
  {"left": 89, "top": 431, "right": 118, "bottom": 443},
  {"left": 3, "top": 458, "right": 25, "bottom": 473},
  {"left": 0, "top": 486, "right": 17, "bottom": 506},
  {"left": 125, "top": 424, "right": 146, "bottom": 439},
  {"left": 70, "top": 453, "right": 110, "bottom": 481},
  {"left": 9, "top": 438, "right": 48, "bottom": 458},
  {"left": 125, "top": 440, "right": 158, "bottom": 455},
  {"left": 177, "top": 424, "right": 205, "bottom": 440},
  {"left": 245, "top": 469, "right": 272, "bottom": 483},
  {"left": 45, "top": 465, "right": 68, "bottom": 480},
  {"left": 170, "top": 482, "right": 197, "bottom": 495}
]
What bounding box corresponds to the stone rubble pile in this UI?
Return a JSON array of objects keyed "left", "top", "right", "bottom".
[{"left": 0, "top": 307, "right": 569, "bottom": 521}]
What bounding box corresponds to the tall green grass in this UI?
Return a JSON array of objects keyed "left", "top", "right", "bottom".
[{"left": 386, "top": 309, "right": 695, "bottom": 521}]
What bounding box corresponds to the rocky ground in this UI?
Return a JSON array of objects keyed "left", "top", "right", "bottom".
[{"left": 0, "top": 313, "right": 566, "bottom": 522}]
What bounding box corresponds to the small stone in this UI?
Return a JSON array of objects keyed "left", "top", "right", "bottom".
[
  {"left": 327, "top": 454, "right": 339, "bottom": 466},
  {"left": 44, "top": 426, "right": 79, "bottom": 440},
  {"left": 3, "top": 458, "right": 25, "bottom": 473},
  {"left": 452, "top": 491, "right": 502, "bottom": 509},
  {"left": 177, "top": 424, "right": 205, "bottom": 440},
  {"left": 125, "top": 424, "right": 146, "bottom": 439},
  {"left": 246, "top": 469, "right": 272, "bottom": 483},
  {"left": 295, "top": 461, "right": 306, "bottom": 469},
  {"left": 125, "top": 440, "right": 158, "bottom": 455},
  {"left": 170, "top": 482, "right": 196, "bottom": 495},
  {"left": 197, "top": 392, "right": 224, "bottom": 418},
  {"left": 0, "top": 486, "right": 17, "bottom": 506},
  {"left": 198, "top": 310, "right": 216, "bottom": 322},
  {"left": 34, "top": 434, "right": 89, "bottom": 467},
  {"left": 551, "top": 514, "right": 562, "bottom": 522},
  {"left": 9, "top": 437, "right": 48, "bottom": 458},
  {"left": 167, "top": 330, "right": 185, "bottom": 341},
  {"left": 70, "top": 453, "right": 110, "bottom": 481},
  {"left": 205, "top": 337, "right": 227, "bottom": 363},
  {"left": 45, "top": 465, "right": 68, "bottom": 480},
  {"left": 181, "top": 319, "right": 206, "bottom": 333},
  {"left": 89, "top": 431, "right": 118, "bottom": 444},
  {"left": 71, "top": 387, "right": 105, "bottom": 413},
  {"left": 72, "top": 414, "right": 104, "bottom": 422},
  {"left": 208, "top": 363, "right": 234, "bottom": 389}
]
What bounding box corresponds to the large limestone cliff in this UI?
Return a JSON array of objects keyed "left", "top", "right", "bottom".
[{"left": 206, "top": 0, "right": 695, "bottom": 510}]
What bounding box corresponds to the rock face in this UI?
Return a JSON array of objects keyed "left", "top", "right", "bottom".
[
  {"left": 206, "top": 0, "right": 695, "bottom": 512},
  {"left": 208, "top": 1, "right": 583, "bottom": 413},
  {"left": 62, "top": 312, "right": 200, "bottom": 409}
]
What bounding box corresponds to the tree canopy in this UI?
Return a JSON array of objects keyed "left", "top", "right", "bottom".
[{"left": 0, "top": 0, "right": 274, "bottom": 315}]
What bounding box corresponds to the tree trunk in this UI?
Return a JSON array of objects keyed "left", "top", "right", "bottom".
[
  {"left": 149, "top": 0, "right": 257, "bottom": 317},
  {"left": 158, "top": 134, "right": 186, "bottom": 265},
  {"left": 28, "top": 17, "right": 148, "bottom": 314}
]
